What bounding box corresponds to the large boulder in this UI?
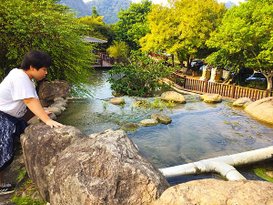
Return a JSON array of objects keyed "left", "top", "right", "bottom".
[
  {"left": 201, "top": 93, "right": 222, "bottom": 103},
  {"left": 140, "top": 119, "right": 159, "bottom": 127},
  {"left": 20, "top": 124, "right": 85, "bottom": 200},
  {"left": 49, "top": 129, "right": 169, "bottom": 205},
  {"left": 151, "top": 113, "right": 172, "bottom": 125},
  {"left": 152, "top": 179, "right": 273, "bottom": 205},
  {"left": 21, "top": 126, "right": 169, "bottom": 204},
  {"left": 110, "top": 97, "right": 125, "bottom": 105},
  {"left": 245, "top": 97, "right": 273, "bottom": 124},
  {"left": 38, "top": 80, "right": 70, "bottom": 106},
  {"left": 233, "top": 97, "right": 253, "bottom": 107},
  {"left": 161, "top": 91, "right": 186, "bottom": 103}
]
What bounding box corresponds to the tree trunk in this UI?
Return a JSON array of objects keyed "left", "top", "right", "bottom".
[{"left": 266, "top": 74, "right": 273, "bottom": 91}]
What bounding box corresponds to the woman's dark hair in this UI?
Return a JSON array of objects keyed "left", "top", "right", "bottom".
[{"left": 21, "top": 50, "right": 51, "bottom": 70}]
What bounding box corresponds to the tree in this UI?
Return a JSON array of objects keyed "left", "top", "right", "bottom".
[
  {"left": 0, "top": 0, "right": 94, "bottom": 89},
  {"left": 86, "top": 0, "right": 131, "bottom": 24},
  {"left": 108, "top": 51, "right": 175, "bottom": 97},
  {"left": 114, "top": 0, "right": 152, "bottom": 50},
  {"left": 91, "top": 6, "right": 99, "bottom": 17},
  {"left": 107, "top": 41, "right": 130, "bottom": 63},
  {"left": 207, "top": 0, "right": 273, "bottom": 90},
  {"left": 78, "top": 15, "right": 115, "bottom": 45},
  {"left": 140, "top": 0, "right": 226, "bottom": 66}
]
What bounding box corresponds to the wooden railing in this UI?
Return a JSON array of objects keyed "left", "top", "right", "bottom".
[{"left": 172, "top": 73, "right": 273, "bottom": 101}]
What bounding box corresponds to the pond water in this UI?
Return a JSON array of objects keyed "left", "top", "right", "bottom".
[{"left": 58, "top": 69, "right": 273, "bottom": 182}]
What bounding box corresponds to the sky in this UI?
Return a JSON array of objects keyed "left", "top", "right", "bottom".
[
  {"left": 132, "top": 0, "right": 245, "bottom": 5},
  {"left": 83, "top": 0, "right": 246, "bottom": 4}
]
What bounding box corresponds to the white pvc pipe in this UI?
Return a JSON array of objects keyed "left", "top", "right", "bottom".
[{"left": 160, "top": 146, "right": 273, "bottom": 181}]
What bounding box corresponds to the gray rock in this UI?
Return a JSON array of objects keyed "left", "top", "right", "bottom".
[
  {"left": 27, "top": 116, "right": 40, "bottom": 125},
  {"left": 201, "top": 93, "right": 222, "bottom": 103},
  {"left": 21, "top": 126, "right": 169, "bottom": 204},
  {"left": 38, "top": 80, "right": 70, "bottom": 107},
  {"left": 152, "top": 179, "right": 273, "bottom": 205},
  {"left": 121, "top": 122, "right": 139, "bottom": 131},
  {"left": 45, "top": 106, "right": 62, "bottom": 116},
  {"left": 151, "top": 113, "right": 172, "bottom": 125},
  {"left": 110, "top": 97, "right": 125, "bottom": 105},
  {"left": 161, "top": 91, "right": 186, "bottom": 103},
  {"left": 49, "top": 129, "right": 169, "bottom": 205},
  {"left": 140, "top": 119, "right": 159, "bottom": 127},
  {"left": 233, "top": 97, "right": 252, "bottom": 107},
  {"left": 245, "top": 97, "right": 273, "bottom": 125},
  {"left": 21, "top": 124, "right": 85, "bottom": 201}
]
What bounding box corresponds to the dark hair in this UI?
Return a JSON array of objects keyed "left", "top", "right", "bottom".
[{"left": 21, "top": 50, "right": 51, "bottom": 70}]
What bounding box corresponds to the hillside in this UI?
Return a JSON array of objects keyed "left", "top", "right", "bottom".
[
  {"left": 59, "top": 0, "right": 90, "bottom": 16},
  {"left": 59, "top": 0, "right": 131, "bottom": 24}
]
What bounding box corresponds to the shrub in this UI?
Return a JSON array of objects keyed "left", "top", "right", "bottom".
[{"left": 108, "top": 52, "right": 176, "bottom": 97}]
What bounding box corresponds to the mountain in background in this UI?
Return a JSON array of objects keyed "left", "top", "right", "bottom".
[
  {"left": 59, "top": 0, "right": 90, "bottom": 16},
  {"left": 225, "top": 1, "right": 236, "bottom": 8},
  {"left": 59, "top": 0, "right": 131, "bottom": 24},
  {"left": 87, "top": 0, "right": 131, "bottom": 24}
]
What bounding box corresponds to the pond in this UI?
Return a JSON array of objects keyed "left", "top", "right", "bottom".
[{"left": 58, "top": 69, "right": 273, "bottom": 183}]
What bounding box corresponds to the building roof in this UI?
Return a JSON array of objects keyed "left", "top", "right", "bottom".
[{"left": 83, "top": 36, "right": 107, "bottom": 44}]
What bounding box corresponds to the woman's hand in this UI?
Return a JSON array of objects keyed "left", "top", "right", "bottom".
[
  {"left": 45, "top": 119, "right": 64, "bottom": 128},
  {"left": 44, "top": 110, "right": 52, "bottom": 115},
  {"left": 24, "top": 98, "right": 64, "bottom": 128}
]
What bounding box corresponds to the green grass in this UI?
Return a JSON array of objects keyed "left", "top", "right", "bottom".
[{"left": 253, "top": 168, "right": 273, "bottom": 182}]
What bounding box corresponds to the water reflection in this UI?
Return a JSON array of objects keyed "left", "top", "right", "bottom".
[{"left": 59, "top": 70, "right": 273, "bottom": 170}]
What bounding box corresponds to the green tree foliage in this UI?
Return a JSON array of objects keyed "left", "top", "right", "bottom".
[
  {"left": 107, "top": 41, "right": 130, "bottom": 63},
  {"left": 78, "top": 15, "right": 115, "bottom": 45},
  {"left": 108, "top": 51, "right": 175, "bottom": 97},
  {"left": 207, "top": 0, "right": 273, "bottom": 90},
  {"left": 78, "top": 6, "right": 115, "bottom": 50},
  {"left": 140, "top": 0, "right": 226, "bottom": 65},
  {"left": 0, "top": 0, "right": 94, "bottom": 88},
  {"left": 92, "top": 6, "right": 100, "bottom": 17},
  {"left": 114, "top": 0, "right": 152, "bottom": 50}
]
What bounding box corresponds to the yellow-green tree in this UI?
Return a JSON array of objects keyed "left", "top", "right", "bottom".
[
  {"left": 206, "top": 0, "right": 273, "bottom": 90},
  {"left": 140, "top": 0, "right": 226, "bottom": 66},
  {"left": 107, "top": 41, "right": 129, "bottom": 63},
  {"left": 77, "top": 15, "right": 114, "bottom": 44}
]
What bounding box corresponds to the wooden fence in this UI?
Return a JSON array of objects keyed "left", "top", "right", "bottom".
[{"left": 172, "top": 73, "right": 273, "bottom": 101}]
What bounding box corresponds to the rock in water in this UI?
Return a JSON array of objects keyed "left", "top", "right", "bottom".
[
  {"left": 201, "top": 93, "right": 222, "bottom": 103},
  {"left": 245, "top": 97, "right": 273, "bottom": 124},
  {"left": 161, "top": 91, "right": 186, "bottom": 103},
  {"left": 151, "top": 113, "right": 172, "bottom": 125}
]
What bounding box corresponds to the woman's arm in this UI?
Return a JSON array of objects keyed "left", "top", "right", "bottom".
[{"left": 23, "top": 98, "right": 64, "bottom": 128}]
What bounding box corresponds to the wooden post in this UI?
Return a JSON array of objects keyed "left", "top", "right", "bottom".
[
  {"left": 182, "top": 76, "right": 185, "bottom": 88},
  {"left": 204, "top": 80, "right": 208, "bottom": 93},
  {"left": 231, "top": 84, "right": 236, "bottom": 99},
  {"left": 265, "top": 89, "right": 270, "bottom": 98}
]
